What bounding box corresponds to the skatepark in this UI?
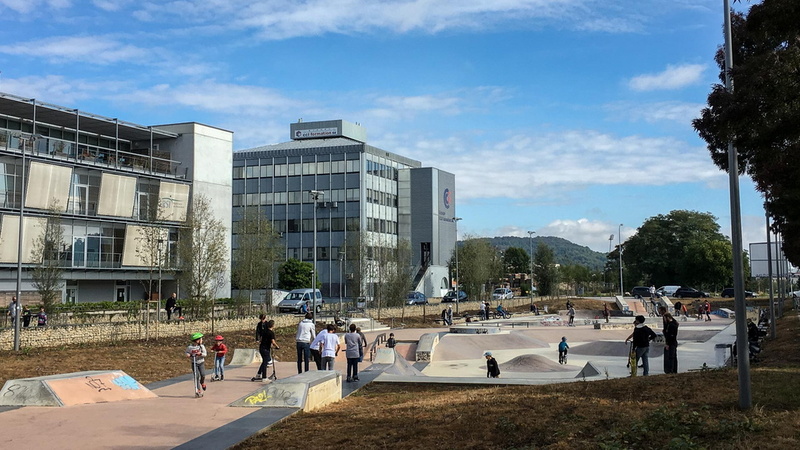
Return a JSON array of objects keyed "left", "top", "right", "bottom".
[{"left": 0, "top": 303, "right": 740, "bottom": 449}]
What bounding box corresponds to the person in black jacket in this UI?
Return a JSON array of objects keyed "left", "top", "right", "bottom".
[
  {"left": 625, "top": 315, "right": 657, "bottom": 376},
  {"left": 484, "top": 351, "right": 500, "bottom": 378},
  {"left": 662, "top": 313, "right": 679, "bottom": 373}
]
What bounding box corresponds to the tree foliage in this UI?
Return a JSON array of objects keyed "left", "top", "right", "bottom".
[
  {"left": 455, "top": 236, "right": 502, "bottom": 300},
  {"left": 176, "top": 195, "right": 228, "bottom": 302},
  {"left": 533, "top": 243, "right": 559, "bottom": 297},
  {"left": 503, "top": 246, "right": 530, "bottom": 274},
  {"left": 31, "top": 213, "right": 65, "bottom": 310},
  {"left": 231, "top": 208, "right": 282, "bottom": 301},
  {"left": 621, "top": 210, "right": 733, "bottom": 289},
  {"left": 277, "top": 258, "right": 316, "bottom": 291},
  {"left": 693, "top": 0, "right": 800, "bottom": 264}
]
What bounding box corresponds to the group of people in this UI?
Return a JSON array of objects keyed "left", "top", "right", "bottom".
[
  {"left": 291, "top": 312, "right": 368, "bottom": 383},
  {"left": 7, "top": 297, "right": 48, "bottom": 327},
  {"left": 477, "top": 301, "right": 511, "bottom": 320},
  {"left": 624, "top": 306, "right": 679, "bottom": 376},
  {"left": 184, "top": 333, "right": 229, "bottom": 397}
]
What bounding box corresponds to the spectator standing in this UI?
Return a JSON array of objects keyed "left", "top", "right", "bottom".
[
  {"left": 36, "top": 307, "right": 47, "bottom": 327},
  {"left": 625, "top": 315, "right": 657, "bottom": 376},
  {"left": 7, "top": 296, "right": 19, "bottom": 325},
  {"left": 603, "top": 303, "right": 610, "bottom": 323},
  {"left": 567, "top": 305, "right": 575, "bottom": 326},
  {"left": 295, "top": 312, "right": 316, "bottom": 373},
  {"left": 320, "top": 324, "right": 340, "bottom": 370},
  {"left": 662, "top": 313, "right": 679, "bottom": 373},
  {"left": 649, "top": 285, "right": 656, "bottom": 301},
  {"left": 356, "top": 327, "right": 368, "bottom": 362},
  {"left": 484, "top": 301, "right": 491, "bottom": 320},
  {"left": 445, "top": 306, "right": 453, "bottom": 326},
  {"left": 252, "top": 317, "right": 279, "bottom": 381},
  {"left": 484, "top": 351, "right": 500, "bottom": 378},
  {"left": 210, "top": 335, "right": 228, "bottom": 381},
  {"left": 344, "top": 324, "right": 361, "bottom": 382},
  {"left": 386, "top": 333, "right": 397, "bottom": 348},
  {"left": 22, "top": 305, "right": 32, "bottom": 327},
  {"left": 704, "top": 301, "right": 712, "bottom": 321},
  {"left": 479, "top": 301, "right": 486, "bottom": 320}
]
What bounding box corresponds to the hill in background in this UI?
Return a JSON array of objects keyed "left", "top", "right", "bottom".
[{"left": 480, "top": 235, "right": 607, "bottom": 271}]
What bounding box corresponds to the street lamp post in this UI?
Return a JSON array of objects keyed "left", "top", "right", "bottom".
[
  {"left": 157, "top": 238, "right": 164, "bottom": 325},
  {"left": 607, "top": 234, "right": 614, "bottom": 293},
  {"left": 527, "top": 231, "right": 535, "bottom": 306},
  {"left": 309, "top": 190, "right": 323, "bottom": 323},
  {"left": 618, "top": 224, "right": 624, "bottom": 297},
  {"left": 338, "top": 250, "right": 345, "bottom": 313},
  {"left": 453, "top": 217, "right": 462, "bottom": 313}
]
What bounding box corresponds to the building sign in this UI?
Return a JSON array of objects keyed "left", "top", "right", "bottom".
[
  {"left": 442, "top": 188, "right": 452, "bottom": 209},
  {"left": 294, "top": 127, "right": 339, "bottom": 139}
]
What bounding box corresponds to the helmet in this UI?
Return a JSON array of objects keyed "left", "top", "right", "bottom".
[
  {"left": 483, "top": 351, "right": 492, "bottom": 357},
  {"left": 214, "top": 335, "right": 224, "bottom": 341},
  {"left": 191, "top": 332, "right": 204, "bottom": 341}
]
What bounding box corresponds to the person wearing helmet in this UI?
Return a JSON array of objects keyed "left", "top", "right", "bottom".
[
  {"left": 558, "top": 337, "right": 570, "bottom": 364},
  {"left": 210, "top": 335, "right": 228, "bottom": 381},
  {"left": 186, "top": 333, "right": 207, "bottom": 396},
  {"left": 484, "top": 351, "right": 500, "bottom": 378}
]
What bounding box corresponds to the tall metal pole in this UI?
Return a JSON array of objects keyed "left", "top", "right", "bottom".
[
  {"left": 527, "top": 231, "right": 535, "bottom": 306},
  {"left": 723, "top": 0, "right": 751, "bottom": 410},
  {"left": 618, "top": 224, "right": 623, "bottom": 297},
  {"left": 454, "top": 217, "right": 462, "bottom": 314},
  {"left": 309, "top": 190, "right": 323, "bottom": 323},
  {"left": 607, "top": 234, "right": 614, "bottom": 293},
  {"left": 14, "top": 99, "right": 36, "bottom": 351},
  {"left": 765, "top": 212, "right": 775, "bottom": 339}
]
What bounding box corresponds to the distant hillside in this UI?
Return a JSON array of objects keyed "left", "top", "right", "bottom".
[{"left": 477, "top": 236, "right": 607, "bottom": 271}]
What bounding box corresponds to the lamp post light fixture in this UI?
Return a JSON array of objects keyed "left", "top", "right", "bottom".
[
  {"left": 618, "top": 224, "right": 624, "bottom": 297},
  {"left": 527, "top": 231, "right": 535, "bottom": 306},
  {"left": 453, "top": 217, "right": 462, "bottom": 313},
  {"left": 309, "top": 190, "right": 324, "bottom": 323}
]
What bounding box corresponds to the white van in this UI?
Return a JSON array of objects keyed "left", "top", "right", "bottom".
[
  {"left": 657, "top": 286, "right": 680, "bottom": 297},
  {"left": 277, "top": 289, "right": 323, "bottom": 313}
]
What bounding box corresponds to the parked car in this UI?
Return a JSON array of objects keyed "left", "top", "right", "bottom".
[
  {"left": 277, "top": 289, "right": 323, "bottom": 313},
  {"left": 673, "top": 287, "right": 710, "bottom": 298},
  {"left": 657, "top": 285, "right": 681, "bottom": 297},
  {"left": 442, "top": 290, "right": 468, "bottom": 303},
  {"left": 630, "top": 286, "right": 652, "bottom": 299},
  {"left": 492, "top": 287, "right": 513, "bottom": 300},
  {"left": 406, "top": 291, "right": 428, "bottom": 305},
  {"left": 721, "top": 288, "right": 755, "bottom": 298}
]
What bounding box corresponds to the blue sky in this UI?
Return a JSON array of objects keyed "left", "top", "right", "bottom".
[{"left": 0, "top": 0, "right": 768, "bottom": 252}]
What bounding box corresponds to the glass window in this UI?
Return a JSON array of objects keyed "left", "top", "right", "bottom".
[
  {"left": 274, "top": 164, "right": 287, "bottom": 176},
  {"left": 287, "top": 219, "right": 300, "bottom": 232},
  {"left": 331, "top": 217, "right": 345, "bottom": 231},
  {"left": 302, "top": 247, "right": 313, "bottom": 260},
  {"left": 232, "top": 167, "right": 244, "bottom": 179},
  {"left": 261, "top": 165, "right": 272, "bottom": 177},
  {"left": 346, "top": 217, "right": 360, "bottom": 231}
]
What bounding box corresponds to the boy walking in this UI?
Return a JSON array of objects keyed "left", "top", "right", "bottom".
[
  {"left": 185, "top": 333, "right": 207, "bottom": 397},
  {"left": 484, "top": 351, "right": 500, "bottom": 378}
]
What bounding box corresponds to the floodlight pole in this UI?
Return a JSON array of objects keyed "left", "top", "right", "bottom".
[
  {"left": 607, "top": 234, "right": 614, "bottom": 293},
  {"left": 310, "top": 190, "right": 323, "bottom": 323},
  {"left": 454, "top": 217, "right": 462, "bottom": 314},
  {"left": 618, "top": 224, "right": 623, "bottom": 297},
  {"left": 527, "top": 231, "right": 535, "bottom": 306},
  {"left": 723, "top": 0, "right": 751, "bottom": 410}
]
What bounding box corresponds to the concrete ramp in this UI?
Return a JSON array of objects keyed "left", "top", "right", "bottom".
[
  {"left": 229, "top": 348, "right": 263, "bottom": 366},
  {"left": 0, "top": 370, "right": 156, "bottom": 407},
  {"left": 230, "top": 370, "right": 340, "bottom": 412},
  {"left": 575, "top": 362, "right": 602, "bottom": 378},
  {"left": 499, "top": 354, "right": 577, "bottom": 373},
  {"left": 373, "top": 347, "right": 395, "bottom": 364}
]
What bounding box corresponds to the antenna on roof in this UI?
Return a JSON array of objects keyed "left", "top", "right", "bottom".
[{"left": 298, "top": 118, "right": 303, "bottom": 123}]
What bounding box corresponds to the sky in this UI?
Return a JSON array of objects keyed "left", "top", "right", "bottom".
[{"left": 0, "top": 0, "right": 770, "bottom": 253}]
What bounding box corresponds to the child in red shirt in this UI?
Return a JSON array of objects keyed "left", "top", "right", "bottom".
[{"left": 211, "top": 335, "right": 228, "bottom": 381}]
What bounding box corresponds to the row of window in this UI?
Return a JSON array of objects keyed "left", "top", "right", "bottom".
[
  {"left": 366, "top": 159, "right": 399, "bottom": 181},
  {"left": 365, "top": 188, "right": 397, "bottom": 207},
  {"left": 280, "top": 217, "right": 361, "bottom": 233},
  {"left": 234, "top": 159, "right": 360, "bottom": 179},
  {"left": 366, "top": 218, "right": 398, "bottom": 235},
  {"left": 286, "top": 246, "right": 342, "bottom": 261},
  {"left": 233, "top": 188, "right": 360, "bottom": 207}
]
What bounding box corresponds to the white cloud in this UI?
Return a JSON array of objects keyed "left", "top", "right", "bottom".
[
  {"left": 0, "top": 0, "right": 69, "bottom": 14},
  {"left": 0, "top": 75, "right": 124, "bottom": 105},
  {"left": 628, "top": 64, "right": 706, "bottom": 92},
  {"left": 605, "top": 100, "right": 705, "bottom": 125},
  {"left": 0, "top": 36, "right": 150, "bottom": 65}
]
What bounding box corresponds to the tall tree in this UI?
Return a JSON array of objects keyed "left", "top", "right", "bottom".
[
  {"left": 503, "top": 247, "right": 530, "bottom": 274},
  {"left": 693, "top": 0, "right": 800, "bottom": 264},
  {"left": 176, "top": 195, "right": 228, "bottom": 303},
  {"left": 533, "top": 243, "right": 558, "bottom": 297},
  {"left": 231, "top": 208, "right": 282, "bottom": 305},
  {"left": 277, "top": 258, "right": 316, "bottom": 291},
  {"left": 31, "top": 212, "right": 65, "bottom": 311},
  {"left": 455, "top": 236, "right": 502, "bottom": 300},
  {"left": 622, "top": 210, "right": 732, "bottom": 289}
]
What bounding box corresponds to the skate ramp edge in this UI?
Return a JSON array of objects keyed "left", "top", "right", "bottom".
[
  {"left": 0, "top": 370, "right": 156, "bottom": 407},
  {"left": 230, "top": 370, "right": 341, "bottom": 412},
  {"left": 575, "top": 362, "right": 603, "bottom": 378},
  {"left": 416, "top": 332, "right": 439, "bottom": 362},
  {"left": 229, "top": 348, "right": 263, "bottom": 366}
]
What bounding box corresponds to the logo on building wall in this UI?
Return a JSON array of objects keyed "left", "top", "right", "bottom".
[
  {"left": 443, "top": 188, "right": 452, "bottom": 209},
  {"left": 294, "top": 127, "right": 339, "bottom": 139}
]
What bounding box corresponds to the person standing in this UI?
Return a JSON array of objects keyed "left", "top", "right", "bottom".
[
  {"left": 185, "top": 333, "right": 207, "bottom": 397},
  {"left": 320, "top": 324, "right": 340, "bottom": 370},
  {"left": 295, "top": 312, "right": 316, "bottom": 374},
  {"left": 309, "top": 326, "right": 326, "bottom": 370},
  {"left": 344, "top": 324, "right": 361, "bottom": 382},
  {"left": 649, "top": 285, "right": 656, "bottom": 301},
  {"left": 252, "top": 317, "right": 279, "bottom": 381},
  {"left": 210, "top": 335, "right": 228, "bottom": 381},
  {"left": 386, "top": 332, "right": 397, "bottom": 348},
  {"left": 36, "top": 307, "right": 47, "bottom": 327},
  {"left": 625, "top": 315, "right": 657, "bottom": 376},
  {"left": 704, "top": 300, "right": 712, "bottom": 321},
  {"left": 663, "top": 313, "right": 679, "bottom": 374},
  {"left": 479, "top": 301, "right": 486, "bottom": 321},
  {"left": 7, "top": 296, "right": 19, "bottom": 326},
  {"left": 484, "top": 351, "right": 500, "bottom": 378},
  {"left": 567, "top": 305, "right": 575, "bottom": 326},
  {"left": 22, "top": 305, "right": 32, "bottom": 327},
  {"left": 356, "top": 327, "right": 368, "bottom": 362},
  {"left": 445, "top": 306, "right": 453, "bottom": 326},
  {"left": 484, "top": 301, "right": 491, "bottom": 320},
  {"left": 603, "top": 303, "right": 610, "bottom": 323}
]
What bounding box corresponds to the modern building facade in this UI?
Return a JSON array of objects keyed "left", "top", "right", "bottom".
[
  {"left": 0, "top": 92, "right": 232, "bottom": 304},
  {"left": 232, "top": 120, "right": 456, "bottom": 300}
]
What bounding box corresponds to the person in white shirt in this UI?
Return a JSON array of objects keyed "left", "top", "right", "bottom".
[
  {"left": 295, "top": 312, "right": 316, "bottom": 374},
  {"left": 319, "top": 324, "right": 340, "bottom": 370}
]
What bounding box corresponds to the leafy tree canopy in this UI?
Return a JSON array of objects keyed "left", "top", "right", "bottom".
[
  {"left": 693, "top": 0, "right": 800, "bottom": 263},
  {"left": 277, "top": 258, "right": 317, "bottom": 291},
  {"left": 533, "top": 243, "right": 559, "bottom": 297},
  {"left": 503, "top": 247, "right": 530, "bottom": 274}
]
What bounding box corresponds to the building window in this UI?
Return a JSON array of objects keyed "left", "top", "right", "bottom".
[{"left": 346, "top": 217, "right": 360, "bottom": 231}]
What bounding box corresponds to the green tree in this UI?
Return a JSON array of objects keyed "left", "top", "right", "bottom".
[
  {"left": 231, "top": 208, "right": 282, "bottom": 305},
  {"left": 533, "top": 243, "right": 559, "bottom": 297},
  {"left": 278, "top": 258, "right": 316, "bottom": 291},
  {"left": 622, "top": 210, "right": 732, "bottom": 289},
  {"left": 693, "top": 0, "right": 800, "bottom": 264},
  {"left": 455, "top": 236, "right": 502, "bottom": 300},
  {"left": 176, "top": 195, "right": 228, "bottom": 303},
  {"left": 31, "top": 213, "right": 65, "bottom": 311},
  {"left": 503, "top": 247, "right": 530, "bottom": 274}
]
